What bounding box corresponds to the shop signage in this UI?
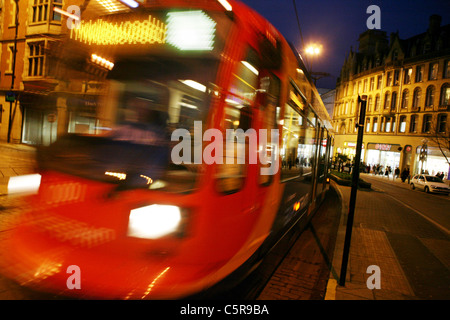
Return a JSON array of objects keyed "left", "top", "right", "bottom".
[
  {"left": 367, "top": 143, "right": 401, "bottom": 152},
  {"left": 344, "top": 142, "right": 364, "bottom": 148},
  {"left": 375, "top": 143, "right": 392, "bottom": 151}
]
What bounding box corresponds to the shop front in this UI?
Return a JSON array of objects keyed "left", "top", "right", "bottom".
[
  {"left": 20, "top": 93, "right": 58, "bottom": 146},
  {"left": 67, "top": 95, "right": 101, "bottom": 134},
  {"left": 336, "top": 141, "right": 364, "bottom": 160},
  {"left": 365, "top": 143, "right": 402, "bottom": 170},
  {"left": 415, "top": 145, "right": 450, "bottom": 179}
]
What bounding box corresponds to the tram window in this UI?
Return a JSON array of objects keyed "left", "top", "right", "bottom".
[
  {"left": 259, "top": 74, "right": 280, "bottom": 186},
  {"left": 280, "top": 104, "right": 316, "bottom": 182},
  {"left": 316, "top": 126, "right": 327, "bottom": 196},
  {"left": 216, "top": 48, "right": 260, "bottom": 194}
]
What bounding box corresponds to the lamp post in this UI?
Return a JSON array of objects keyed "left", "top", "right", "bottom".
[{"left": 339, "top": 95, "right": 367, "bottom": 286}]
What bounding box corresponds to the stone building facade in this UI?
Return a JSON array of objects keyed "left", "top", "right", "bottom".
[{"left": 333, "top": 15, "right": 450, "bottom": 178}]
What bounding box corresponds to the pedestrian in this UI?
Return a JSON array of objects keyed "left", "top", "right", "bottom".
[
  {"left": 395, "top": 167, "right": 400, "bottom": 179},
  {"left": 401, "top": 168, "right": 407, "bottom": 182}
]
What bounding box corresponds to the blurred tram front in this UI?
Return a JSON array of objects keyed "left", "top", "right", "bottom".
[{"left": 0, "top": 0, "right": 334, "bottom": 299}]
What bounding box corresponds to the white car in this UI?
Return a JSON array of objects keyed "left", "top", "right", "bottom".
[{"left": 410, "top": 174, "right": 450, "bottom": 195}]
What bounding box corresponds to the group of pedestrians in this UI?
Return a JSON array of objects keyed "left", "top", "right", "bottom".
[{"left": 368, "top": 164, "right": 411, "bottom": 183}]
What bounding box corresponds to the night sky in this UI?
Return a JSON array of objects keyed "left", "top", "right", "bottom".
[{"left": 240, "top": 0, "right": 450, "bottom": 89}]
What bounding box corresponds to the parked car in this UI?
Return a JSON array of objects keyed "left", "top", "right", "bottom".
[{"left": 410, "top": 174, "right": 450, "bottom": 195}]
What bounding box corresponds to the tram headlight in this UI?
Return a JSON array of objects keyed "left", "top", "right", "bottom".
[
  {"left": 7, "top": 174, "right": 41, "bottom": 195},
  {"left": 127, "top": 205, "right": 182, "bottom": 239}
]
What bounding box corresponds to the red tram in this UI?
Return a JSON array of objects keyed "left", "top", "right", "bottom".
[{"left": 0, "top": 0, "right": 334, "bottom": 299}]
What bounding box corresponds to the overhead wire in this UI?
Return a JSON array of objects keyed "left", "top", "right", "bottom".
[{"left": 292, "top": 0, "right": 309, "bottom": 69}]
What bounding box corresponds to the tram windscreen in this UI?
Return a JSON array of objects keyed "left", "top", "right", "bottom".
[{"left": 38, "top": 9, "right": 232, "bottom": 193}]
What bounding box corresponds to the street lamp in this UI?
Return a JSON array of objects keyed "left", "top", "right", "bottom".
[{"left": 304, "top": 43, "right": 322, "bottom": 72}]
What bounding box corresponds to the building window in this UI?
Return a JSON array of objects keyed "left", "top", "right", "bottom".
[
  {"left": 440, "top": 84, "right": 450, "bottom": 106},
  {"left": 384, "top": 92, "right": 391, "bottom": 109},
  {"left": 437, "top": 114, "right": 447, "bottom": 133},
  {"left": 377, "top": 75, "right": 382, "bottom": 89},
  {"left": 375, "top": 94, "right": 380, "bottom": 111},
  {"left": 425, "top": 85, "right": 435, "bottom": 108},
  {"left": 412, "top": 87, "right": 421, "bottom": 109},
  {"left": 391, "top": 91, "right": 397, "bottom": 110},
  {"left": 415, "top": 65, "right": 423, "bottom": 82},
  {"left": 368, "top": 96, "right": 373, "bottom": 112},
  {"left": 28, "top": 42, "right": 45, "bottom": 77},
  {"left": 410, "top": 115, "right": 418, "bottom": 133},
  {"left": 363, "top": 79, "right": 368, "bottom": 92},
  {"left": 384, "top": 117, "right": 391, "bottom": 132},
  {"left": 399, "top": 116, "right": 407, "bottom": 133},
  {"left": 386, "top": 71, "right": 392, "bottom": 86},
  {"left": 366, "top": 118, "right": 371, "bottom": 132},
  {"left": 404, "top": 68, "right": 412, "bottom": 84},
  {"left": 422, "top": 114, "right": 432, "bottom": 133},
  {"left": 393, "top": 70, "right": 400, "bottom": 86},
  {"left": 5, "top": 44, "right": 15, "bottom": 74},
  {"left": 31, "top": 0, "right": 62, "bottom": 23},
  {"left": 444, "top": 60, "right": 450, "bottom": 79},
  {"left": 372, "top": 117, "right": 378, "bottom": 132},
  {"left": 401, "top": 89, "right": 409, "bottom": 109},
  {"left": 370, "top": 77, "right": 374, "bottom": 91},
  {"left": 392, "top": 50, "right": 398, "bottom": 61},
  {"left": 429, "top": 62, "right": 438, "bottom": 80}
]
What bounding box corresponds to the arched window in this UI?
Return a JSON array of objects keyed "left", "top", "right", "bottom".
[
  {"left": 437, "top": 113, "right": 447, "bottom": 133},
  {"left": 422, "top": 114, "right": 432, "bottom": 133},
  {"left": 412, "top": 87, "right": 421, "bottom": 109},
  {"left": 440, "top": 83, "right": 450, "bottom": 106},
  {"left": 368, "top": 95, "right": 373, "bottom": 112},
  {"left": 374, "top": 94, "right": 380, "bottom": 111},
  {"left": 401, "top": 89, "right": 409, "bottom": 109},
  {"left": 391, "top": 91, "right": 397, "bottom": 110},
  {"left": 425, "top": 85, "right": 435, "bottom": 107},
  {"left": 384, "top": 91, "right": 391, "bottom": 109}
]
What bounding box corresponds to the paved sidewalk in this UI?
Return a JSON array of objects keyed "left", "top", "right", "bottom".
[
  {"left": 326, "top": 175, "right": 450, "bottom": 300},
  {"left": 326, "top": 181, "right": 417, "bottom": 300},
  {"left": 0, "top": 142, "right": 37, "bottom": 195}
]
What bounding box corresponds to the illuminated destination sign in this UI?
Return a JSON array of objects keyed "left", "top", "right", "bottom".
[
  {"left": 69, "top": 10, "right": 217, "bottom": 51},
  {"left": 70, "top": 15, "right": 167, "bottom": 45}
]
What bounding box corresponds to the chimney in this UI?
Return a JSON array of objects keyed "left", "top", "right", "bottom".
[{"left": 428, "top": 15, "right": 442, "bottom": 34}]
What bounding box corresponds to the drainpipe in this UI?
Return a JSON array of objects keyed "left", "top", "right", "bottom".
[{"left": 7, "top": 0, "right": 19, "bottom": 143}]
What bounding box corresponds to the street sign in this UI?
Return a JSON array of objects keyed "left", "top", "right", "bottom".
[{"left": 5, "top": 91, "right": 15, "bottom": 102}]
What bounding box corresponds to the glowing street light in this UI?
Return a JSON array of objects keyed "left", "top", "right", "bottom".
[
  {"left": 305, "top": 44, "right": 321, "bottom": 55},
  {"left": 304, "top": 43, "right": 323, "bottom": 75}
]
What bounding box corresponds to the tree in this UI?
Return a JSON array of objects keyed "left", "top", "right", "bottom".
[{"left": 428, "top": 116, "right": 450, "bottom": 166}]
